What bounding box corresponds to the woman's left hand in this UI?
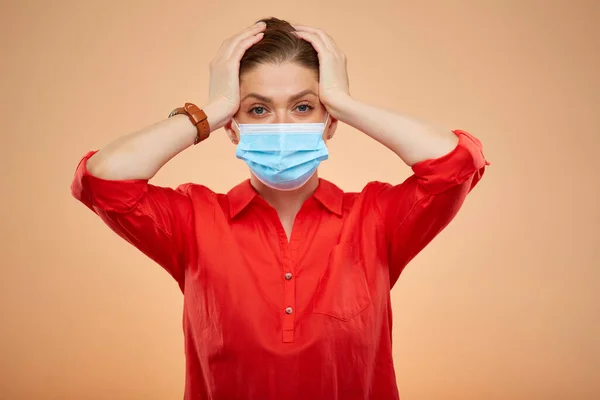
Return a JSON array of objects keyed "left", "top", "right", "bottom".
[{"left": 292, "top": 25, "right": 351, "bottom": 119}]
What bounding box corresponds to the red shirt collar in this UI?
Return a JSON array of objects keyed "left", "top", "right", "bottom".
[{"left": 226, "top": 178, "right": 344, "bottom": 219}]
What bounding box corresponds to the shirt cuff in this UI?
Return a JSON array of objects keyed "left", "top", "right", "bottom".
[
  {"left": 70, "top": 150, "right": 150, "bottom": 213},
  {"left": 411, "top": 130, "right": 489, "bottom": 194}
]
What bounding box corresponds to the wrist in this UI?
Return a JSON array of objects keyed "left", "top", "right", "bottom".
[
  {"left": 204, "top": 100, "right": 236, "bottom": 133},
  {"left": 324, "top": 94, "right": 356, "bottom": 122}
]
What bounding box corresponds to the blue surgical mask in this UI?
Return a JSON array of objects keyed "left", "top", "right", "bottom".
[{"left": 233, "top": 115, "right": 330, "bottom": 191}]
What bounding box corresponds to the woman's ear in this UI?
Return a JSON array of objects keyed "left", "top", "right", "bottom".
[
  {"left": 224, "top": 120, "right": 240, "bottom": 144},
  {"left": 323, "top": 116, "right": 338, "bottom": 141}
]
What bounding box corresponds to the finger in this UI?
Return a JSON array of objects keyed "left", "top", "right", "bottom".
[
  {"left": 220, "top": 22, "right": 262, "bottom": 49},
  {"left": 230, "top": 32, "right": 264, "bottom": 61},
  {"left": 231, "top": 21, "right": 266, "bottom": 46},
  {"left": 293, "top": 30, "right": 330, "bottom": 56},
  {"left": 243, "top": 20, "right": 267, "bottom": 35},
  {"left": 293, "top": 25, "right": 336, "bottom": 52},
  {"left": 239, "top": 21, "right": 267, "bottom": 37},
  {"left": 224, "top": 21, "right": 266, "bottom": 56}
]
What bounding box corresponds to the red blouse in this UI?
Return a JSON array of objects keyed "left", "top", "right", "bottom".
[{"left": 71, "top": 130, "right": 488, "bottom": 399}]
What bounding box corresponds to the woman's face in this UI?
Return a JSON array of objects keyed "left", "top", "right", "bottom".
[{"left": 227, "top": 62, "right": 336, "bottom": 142}]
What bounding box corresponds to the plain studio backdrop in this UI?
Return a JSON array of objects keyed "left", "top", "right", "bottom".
[{"left": 1, "top": 0, "right": 598, "bottom": 399}]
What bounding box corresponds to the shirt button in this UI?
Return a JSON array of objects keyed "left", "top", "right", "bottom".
[
  {"left": 284, "top": 273, "right": 293, "bottom": 280},
  {"left": 285, "top": 307, "right": 293, "bottom": 314}
]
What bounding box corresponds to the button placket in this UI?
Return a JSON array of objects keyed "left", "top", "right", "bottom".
[
  {"left": 280, "top": 205, "right": 312, "bottom": 343},
  {"left": 281, "top": 223, "right": 304, "bottom": 344},
  {"left": 282, "top": 258, "right": 296, "bottom": 342}
]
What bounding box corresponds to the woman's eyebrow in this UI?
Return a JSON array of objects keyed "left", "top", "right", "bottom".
[
  {"left": 241, "top": 90, "right": 318, "bottom": 103},
  {"left": 289, "top": 90, "right": 318, "bottom": 102},
  {"left": 242, "top": 93, "right": 272, "bottom": 103}
]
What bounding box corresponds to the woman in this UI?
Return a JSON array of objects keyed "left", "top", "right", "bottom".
[{"left": 71, "top": 17, "right": 488, "bottom": 400}]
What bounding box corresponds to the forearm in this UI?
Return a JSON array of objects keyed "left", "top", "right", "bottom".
[
  {"left": 331, "top": 96, "right": 459, "bottom": 166},
  {"left": 87, "top": 102, "right": 228, "bottom": 180}
]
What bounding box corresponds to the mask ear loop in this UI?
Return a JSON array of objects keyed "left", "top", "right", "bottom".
[
  {"left": 231, "top": 118, "right": 241, "bottom": 144},
  {"left": 324, "top": 113, "right": 333, "bottom": 140}
]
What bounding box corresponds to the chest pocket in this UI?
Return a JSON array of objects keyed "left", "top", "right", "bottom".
[{"left": 313, "top": 244, "right": 372, "bottom": 321}]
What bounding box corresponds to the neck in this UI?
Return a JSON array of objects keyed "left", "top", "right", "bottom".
[{"left": 250, "top": 173, "right": 320, "bottom": 215}]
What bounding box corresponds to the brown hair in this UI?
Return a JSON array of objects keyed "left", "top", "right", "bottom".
[{"left": 239, "top": 17, "right": 319, "bottom": 79}]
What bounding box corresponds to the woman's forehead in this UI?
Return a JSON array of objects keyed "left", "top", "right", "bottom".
[{"left": 240, "top": 62, "right": 319, "bottom": 101}]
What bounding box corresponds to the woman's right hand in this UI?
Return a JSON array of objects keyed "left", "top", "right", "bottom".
[{"left": 205, "top": 21, "right": 266, "bottom": 132}]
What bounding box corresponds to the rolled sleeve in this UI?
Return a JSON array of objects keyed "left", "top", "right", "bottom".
[
  {"left": 411, "top": 130, "right": 489, "bottom": 194},
  {"left": 368, "top": 130, "right": 489, "bottom": 286},
  {"left": 70, "top": 151, "right": 195, "bottom": 288},
  {"left": 71, "top": 150, "right": 150, "bottom": 213}
]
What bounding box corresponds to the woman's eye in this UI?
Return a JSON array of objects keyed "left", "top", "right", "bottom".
[
  {"left": 250, "top": 106, "right": 266, "bottom": 115},
  {"left": 296, "top": 104, "right": 312, "bottom": 113}
]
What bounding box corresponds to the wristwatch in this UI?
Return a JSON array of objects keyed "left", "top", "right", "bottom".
[{"left": 168, "top": 102, "right": 210, "bottom": 145}]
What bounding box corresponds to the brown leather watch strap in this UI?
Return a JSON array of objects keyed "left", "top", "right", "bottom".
[{"left": 168, "top": 102, "right": 210, "bottom": 145}]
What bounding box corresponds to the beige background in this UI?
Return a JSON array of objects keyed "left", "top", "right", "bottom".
[{"left": 1, "top": 0, "right": 599, "bottom": 399}]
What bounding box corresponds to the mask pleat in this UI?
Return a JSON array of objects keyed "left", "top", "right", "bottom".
[{"left": 234, "top": 120, "right": 330, "bottom": 190}]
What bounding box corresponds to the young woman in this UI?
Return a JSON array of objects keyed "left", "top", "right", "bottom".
[{"left": 71, "top": 17, "right": 488, "bottom": 400}]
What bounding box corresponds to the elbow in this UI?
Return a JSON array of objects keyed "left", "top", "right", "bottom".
[
  {"left": 86, "top": 151, "right": 154, "bottom": 181},
  {"left": 403, "top": 129, "right": 461, "bottom": 167},
  {"left": 85, "top": 151, "right": 106, "bottom": 178}
]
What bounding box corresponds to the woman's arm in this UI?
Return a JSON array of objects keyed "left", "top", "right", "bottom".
[
  {"left": 294, "top": 25, "right": 488, "bottom": 287},
  {"left": 71, "top": 22, "right": 268, "bottom": 287},
  {"left": 87, "top": 21, "right": 267, "bottom": 181},
  {"left": 293, "top": 25, "right": 459, "bottom": 166},
  {"left": 325, "top": 96, "right": 459, "bottom": 166},
  {"left": 87, "top": 104, "right": 227, "bottom": 180}
]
